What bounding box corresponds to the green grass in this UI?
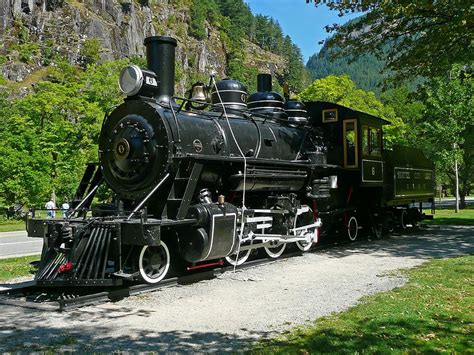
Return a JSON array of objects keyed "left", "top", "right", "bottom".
[
  {"left": 254, "top": 256, "right": 474, "bottom": 353},
  {"left": 0, "top": 219, "right": 26, "bottom": 232},
  {"left": 0, "top": 255, "right": 39, "bottom": 282},
  {"left": 425, "top": 208, "right": 474, "bottom": 226}
]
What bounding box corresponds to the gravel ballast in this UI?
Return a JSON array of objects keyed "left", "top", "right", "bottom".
[{"left": 0, "top": 225, "right": 472, "bottom": 352}]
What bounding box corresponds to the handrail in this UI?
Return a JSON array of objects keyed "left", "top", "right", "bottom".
[
  {"left": 68, "top": 180, "right": 103, "bottom": 219},
  {"left": 126, "top": 173, "right": 170, "bottom": 221}
]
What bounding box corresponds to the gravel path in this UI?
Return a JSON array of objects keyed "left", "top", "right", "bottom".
[{"left": 0, "top": 225, "right": 472, "bottom": 352}]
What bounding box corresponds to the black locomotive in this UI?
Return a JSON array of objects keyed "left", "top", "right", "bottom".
[{"left": 27, "top": 36, "right": 435, "bottom": 286}]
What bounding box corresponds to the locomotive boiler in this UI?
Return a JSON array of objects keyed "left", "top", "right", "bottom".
[{"left": 27, "top": 35, "right": 434, "bottom": 287}]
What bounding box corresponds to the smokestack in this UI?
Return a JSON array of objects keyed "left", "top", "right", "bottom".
[
  {"left": 144, "top": 36, "right": 177, "bottom": 103},
  {"left": 257, "top": 73, "right": 272, "bottom": 92}
]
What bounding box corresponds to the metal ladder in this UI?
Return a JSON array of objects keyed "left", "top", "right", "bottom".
[{"left": 163, "top": 161, "right": 203, "bottom": 220}]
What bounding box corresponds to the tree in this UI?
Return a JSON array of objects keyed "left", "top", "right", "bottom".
[
  {"left": 306, "top": 45, "right": 387, "bottom": 94},
  {"left": 306, "top": 1, "right": 473, "bottom": 83},
  {"left": 380, "top": 86, "right": 425, "bottom": 145},
  {"left": 189, "top": 0, "right": 219, "bottom": 40},
  {"left": 416, "top": 65, "right": 473, "bottom": 208},
  {"left": 0, "top": 94, "right": 49, "bottom": 207},
  {"left": 0, "top": 60, "right": 109, "bottom": 207},
  {"left": 298, "top": 74, "right": 406, "bottom": 147},
  {"left": 80, "top": 38, "right": 101, "bottom": 67},
  {"left": 82, "top": 59, "right": 131, "bottom": 112},
  {"left": 282, "top": 36, "right": 309, "bottom": 93},
  {"left": 217, "top": 0, "right": 253, "bottom": 38}
]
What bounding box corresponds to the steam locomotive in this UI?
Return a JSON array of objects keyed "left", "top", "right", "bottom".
[{"left": 27, "top": 36, "right": 435, "bottom": 286}]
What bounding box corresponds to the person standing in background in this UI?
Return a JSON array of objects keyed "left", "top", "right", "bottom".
[
  {"left": 61, "top": 200, "right": 70, "bottom": 218},
  {"left": 45, "top": 198, "right": 56, "bottom": 218}
]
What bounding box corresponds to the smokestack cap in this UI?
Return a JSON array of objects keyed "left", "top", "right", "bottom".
[{"left": 144, "top": 36, "right": 177, "bottom": 46}]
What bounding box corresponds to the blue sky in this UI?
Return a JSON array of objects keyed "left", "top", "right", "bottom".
[{"left": 245, "top": 0, "right": 359, "bottom": 63}]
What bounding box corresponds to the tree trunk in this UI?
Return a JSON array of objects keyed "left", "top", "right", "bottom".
[{"left": 460, "top": 192, "right": 466, "bottom": 209}]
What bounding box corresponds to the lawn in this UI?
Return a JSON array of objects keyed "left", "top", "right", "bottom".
[
  {"left": 0, "top": 255, "right": 39, "bottom": 282},
  {"left": 425, "top": 208, "right": 474, "bottom": 226},
  {"left": 255, "top": 255, "right": 473, "bottom": 353},
  {"left": 0, "top": 219, "right": 26, "bottom": 232}
]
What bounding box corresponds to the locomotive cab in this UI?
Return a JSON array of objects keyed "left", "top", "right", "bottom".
[
  {"left": 305, "top": 101, "right": 390, "bottom": 186},
  {"left": 304, "top": 101, "right": 393, "bottom": 239},
  {"left": 305, "top": 101, "right": 434, "bottom": 238}
]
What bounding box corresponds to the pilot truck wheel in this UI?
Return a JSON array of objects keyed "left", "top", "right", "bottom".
[{"left": 138, "top": 241, "right": 170, "bottom": 284}]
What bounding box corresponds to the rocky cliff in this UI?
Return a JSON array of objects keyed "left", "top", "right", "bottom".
[{"left": 0, "top": 0, "right": 287, "bottom": 94}]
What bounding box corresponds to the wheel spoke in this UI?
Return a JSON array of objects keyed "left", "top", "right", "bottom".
[
  {"left": 225, "top": 249, "right": 251, "bottom": 266},
  {"left": 264, "top": 243, "right": 286, "bottom": 258}
]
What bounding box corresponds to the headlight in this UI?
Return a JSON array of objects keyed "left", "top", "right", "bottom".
[
  {"left": 118, "top": 65, "right": 143, "bottom": 96},
  {"left": 118, "top": 65, "right": 160, "bottom": 98}
]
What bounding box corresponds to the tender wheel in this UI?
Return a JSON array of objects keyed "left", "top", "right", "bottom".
[
  {"left": 347, "top": 216, "right": 359, "bottom": 241},
  {"left": 138, "top": 241, "right": 170, "bottom": 284},
  {"left": 296, "top": 230, "right": 318, "bottom": 252},
  {"left": 400, "top": 210, "right": 408, "bottom": 229},
  {"left": 225, "top": 248, "right": 251, "bottom": 266},
  {"left": 264, "top": 242, "right": 286, "bottom": 258}
]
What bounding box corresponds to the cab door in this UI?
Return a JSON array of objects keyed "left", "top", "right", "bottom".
[{"left": 361, "top": 124, "right": 384, "bottom": 184}]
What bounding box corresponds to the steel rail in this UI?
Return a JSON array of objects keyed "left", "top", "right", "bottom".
[
  {"left": 0, "top": 251, "right": 304, "bottom": 312},
  {"left": 0, "top": 228, "right": 408, "bottom": 312}
]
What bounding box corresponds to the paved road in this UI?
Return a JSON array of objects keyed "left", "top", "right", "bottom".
[
  {"left": 434, "top": 197, "right": 473, "bottom": 206},
  {"left": 0, "top": 231, "right": 42, "bottom": 259},
  {"left": 421, "top": 197, "right": 473, "bottom": 209}
]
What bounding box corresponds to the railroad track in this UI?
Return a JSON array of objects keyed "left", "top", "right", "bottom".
[
  {"left": 0, "top": 227, "right": 422, "bottom": 312},
  {"left": 0, "top": 251, "right": 299, "bottom": 312}
]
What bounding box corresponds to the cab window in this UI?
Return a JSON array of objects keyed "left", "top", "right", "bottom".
[
  {"left": 362, "top": 125, "right": 369, "bottom": 155},
  {"left": 322, "top": 108, "right": 338, "bottom": 123},
  {"left": 362, "top": 126, "right": 382, "bottom": 157},
  {"left": 343, "top": 119, "right": 358, "bottom": 168},
  {"left": 370, "top": 128, "right": 381, "bottom": 156}
]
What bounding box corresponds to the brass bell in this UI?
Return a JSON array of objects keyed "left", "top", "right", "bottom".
[
  {"left": 187, "top": 82, "right": 210, "bottom": 110},
  {"left": 190, "top": 82, "right": 209, "bottom": 103}
]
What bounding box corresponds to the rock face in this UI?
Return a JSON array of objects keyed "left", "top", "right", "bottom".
[
  {"left": 0, "top": 0, "right": 287, "bottom": 94},
  {"left": 1, "top": 0, "right": 157, "bottom": 60}
]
